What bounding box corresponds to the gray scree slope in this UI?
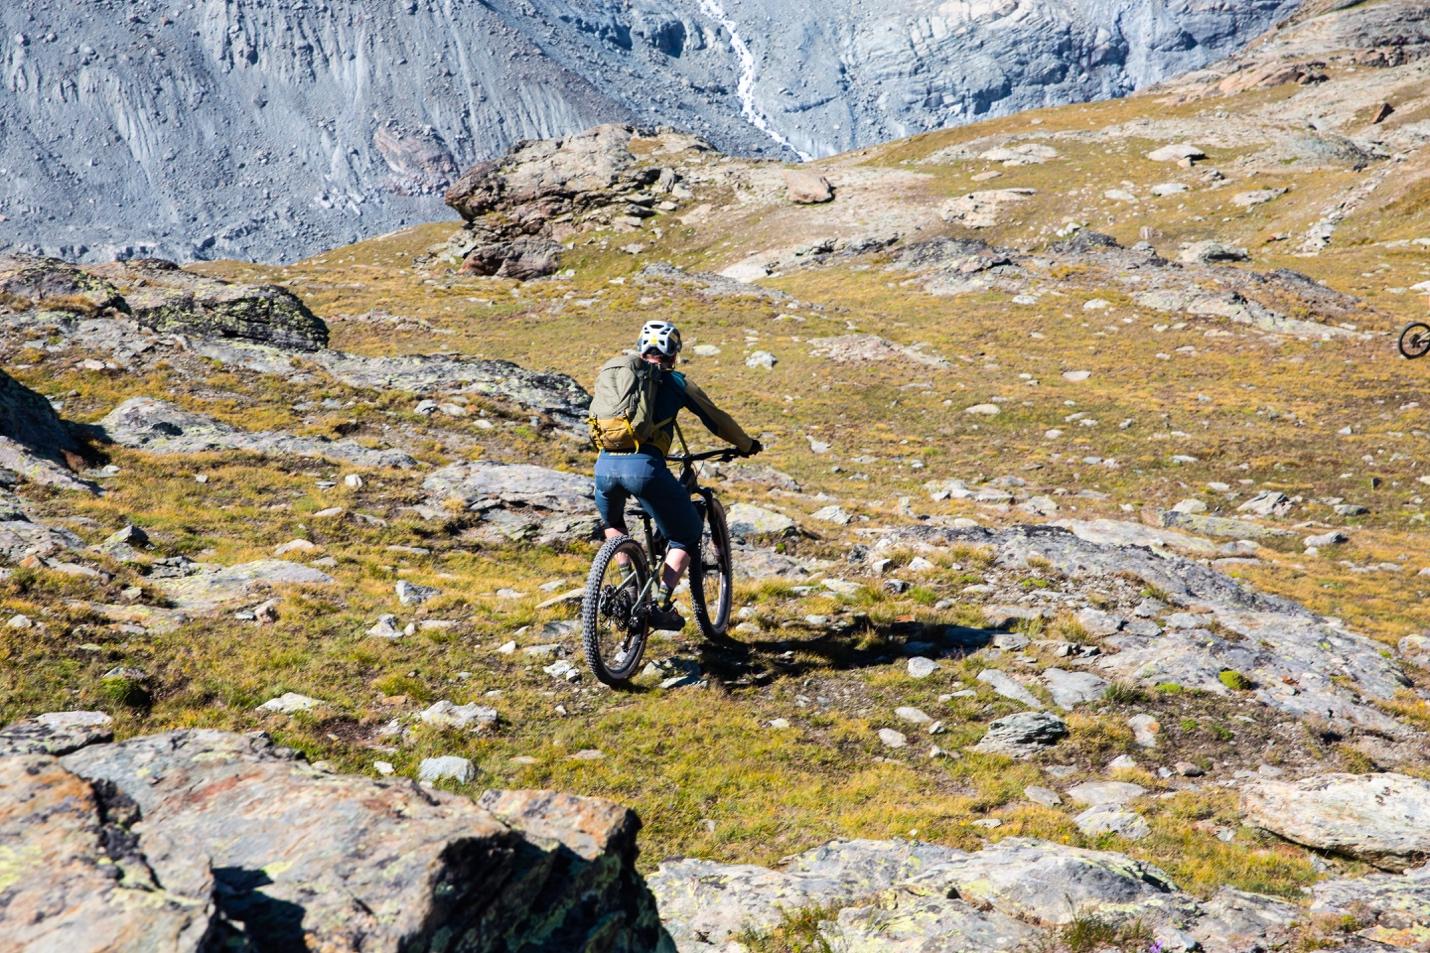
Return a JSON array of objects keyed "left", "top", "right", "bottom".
[{"left": 1, "top": 0, "right": 1298, "bottom": 262}]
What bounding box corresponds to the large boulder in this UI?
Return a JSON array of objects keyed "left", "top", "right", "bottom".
[
  {"left": 1241, "top": 773, "right": 1430, "bottom": 871},
  {"left": 458, "top": 236, "right": 564, "bottom": 280},
  {"left": 445, "top": 123, "right": 642, "bottom": 222},
  {"left": 99, "top": 396, "right": 414, "bottom": 469},
  {"left": 1, "top": 726, "right": 673, "bottom": 950},
  {"left": 782, "top": 169, "right": 835, "bottom": 204},
  {"left": 87, "top": 259, "right": 328, "bottom": 351},
  {"left": 440, "top": 124, "right": 679, "bottom": 280}
]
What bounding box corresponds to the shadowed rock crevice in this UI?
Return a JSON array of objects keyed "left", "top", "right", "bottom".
[{"left": 0, "top": 365, "right": 95, "bottom": 490}]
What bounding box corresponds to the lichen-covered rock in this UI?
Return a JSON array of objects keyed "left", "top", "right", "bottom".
[
  {"left": 0, "top": 753, "right": 216, "bottom": 951},
  {"left": 87, "top": 258, "right": 328, "bottom": 351},
  {"left": 649, "top": 839, "right": 964, "bottom": 949},
  {"left": 0, "top": 727, "right": 676, "bottom": 950},
  {"left": 903, "top": 838, "right": 1193, "bottom": 927},
  {"left": 1242, "top": 773, "right": 1430, "bottom": 870},
  {"left": 653, "top": 836, "right": 1323, "bottom": 951},
  {"left": 0, "top": 253, "right": 124, "bottom": 315},
  {"left": 824, "top": 893, "right": 1037, "bottom": 952},
  {"left": 1312, "top": 862, "right": 1430, "bottom": 949},
  {"left": 99, "top": 396, "right": 414, "bottom": 469},
  {"left": 972, "top": 711, "right": 1069, "bottom": 757}
]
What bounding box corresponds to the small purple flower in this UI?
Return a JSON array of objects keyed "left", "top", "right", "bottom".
[{"left": 1147, "top": 942, "right": 1164, "bottom": 953}]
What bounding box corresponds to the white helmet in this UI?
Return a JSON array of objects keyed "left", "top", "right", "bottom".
[{"left": 637, "top": 320, "right": 682, "bottom": 358}]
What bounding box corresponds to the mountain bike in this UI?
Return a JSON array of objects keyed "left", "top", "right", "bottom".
[
  {"left": 1400, "top": 322, "right": 1430, "bottom": 360},
  {"left": 580, "top": 448, "right": 737, "bottom": 686}
]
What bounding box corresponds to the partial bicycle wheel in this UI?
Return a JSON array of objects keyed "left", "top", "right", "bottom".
[
  {"left": 689, "top": 495, "right": 734, "bottom": 639},
  {"left": 1399, "top": 322, "right": 1430, "bottom": 360},
  {"left": 580, "top": 536, "right": 652, "bottom": 685}
]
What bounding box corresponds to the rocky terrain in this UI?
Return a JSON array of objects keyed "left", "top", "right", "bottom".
[
  {"left": 2, "top": 1, "right": 1430, "bottom": 949},
  {"left": 1, "top": 0, "right": 1303, "bottom": 261}
]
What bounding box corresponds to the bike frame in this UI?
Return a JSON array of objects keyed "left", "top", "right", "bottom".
[{"left": 622, "top": 443, "right": 738, "bottom": 610}]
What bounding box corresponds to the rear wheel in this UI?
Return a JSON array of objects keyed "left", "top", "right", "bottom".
[
  {"left": 1399, "top": 322, "right": 1430, "bottom": 359},
  {"left": 689, "top": 496, "right": 734, "bottom": 639},
  {"left": 581, "top": 536, "right": 651, "bottom": 685}
]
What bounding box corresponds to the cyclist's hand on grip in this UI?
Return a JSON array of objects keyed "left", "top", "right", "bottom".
[{"left": 743, "top": 439, "right": 763, "bottom": 457}]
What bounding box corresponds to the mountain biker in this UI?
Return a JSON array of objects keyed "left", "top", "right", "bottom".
[{"left": 592, "top": 320, "right": 761, "bottom": 632}]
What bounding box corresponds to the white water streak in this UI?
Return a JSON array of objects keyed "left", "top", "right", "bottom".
[{"left": 695, "top": 0, "right": 812, "bottom": 160}]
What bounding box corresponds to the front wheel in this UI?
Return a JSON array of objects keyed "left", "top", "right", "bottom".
[
  {"left": 581, "top": 536, "right": 651, "bottom": 686},
  {"left": 1399, "top": 322, "right": 1430, "bottom": 360},
  {"left": 689, "top": 496, "right": 734, "bottom": 639}
]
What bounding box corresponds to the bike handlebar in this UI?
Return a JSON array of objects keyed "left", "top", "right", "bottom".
[{"left": 667, "top": 448, "right": 745, "bottom": 464}]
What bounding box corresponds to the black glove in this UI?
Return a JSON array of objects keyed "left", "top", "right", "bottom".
[{"left": 743, "top": 439, "right": 763, "bottom": 457}]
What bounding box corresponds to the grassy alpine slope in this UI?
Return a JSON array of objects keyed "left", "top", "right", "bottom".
[{"left": 2, "top": 0, "right": 1428, "bottom": 947}]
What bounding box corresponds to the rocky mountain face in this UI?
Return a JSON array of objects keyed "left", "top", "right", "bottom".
[{"left": 0, "top": 0, "right": 1300, "bottom": 262}]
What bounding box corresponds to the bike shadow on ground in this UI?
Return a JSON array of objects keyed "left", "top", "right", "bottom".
[{"left": 694, "top": 620, "right": 1002, "bottom": 683}]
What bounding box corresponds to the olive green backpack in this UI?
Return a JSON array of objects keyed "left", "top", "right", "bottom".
[{"left": 587, "top": 354, "right": 670, "bottom": 451}]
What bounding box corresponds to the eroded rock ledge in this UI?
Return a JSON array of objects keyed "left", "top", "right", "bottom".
[{"left": 0, "top": 718, "right": 672, "bottom": 951}]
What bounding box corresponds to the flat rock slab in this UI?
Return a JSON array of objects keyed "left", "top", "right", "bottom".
[
  {"left": 154, "top": 559, "right": 335, "bottom": 612},
  {"left": 725, "top": 502, "right": 798, "bottom": 538},
  {"left": 875, "top": 523, "right": 1416, "bottom": 738},
  {"left": 1055, "top": 518, "right": 1217, "bottom": 556},
  {"left": 1042, "top": 667, "right": 1109, "bottom": 709},
  {"left": 1075, "top": 805, "right": 1152, "bottom": 841},
  {"left": 899, "top": 837, "right": 1190, "bottom": 927},
  {"left": 1242, "top": 773, "right": 1430, "bottom": 870},
  {"left": 100, "top": 397, "right": 414, "bottom": 469},
  {"left": 422, "top": 460, "right": 591, "bottom": 514},
  {"left": 189, "top": 340, "right": 592, "bottom": 432},
  {"left": 1159, "top": 509, "right": 1292, "bottom": 541},
  {"left": 652, "top": 834, "right": 1426, "bottom": 951},
  {"left": 977, "top": 668, "right": 1044, "bottom": 709},
  {"left": 824, "top": 893, "right": 1039, "bottom": 951},
  {"left": 1067, "top": 781, "right": 1147, "bottom": 807},
  {"left": 0, "top": 517, "right": 84, "bottom": 563},
  {"left": 0, "top": 710, "right": 113, "bottom": 756},
  {"left": 650, "top": 839, "right": 963, "bottom": 948}
]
